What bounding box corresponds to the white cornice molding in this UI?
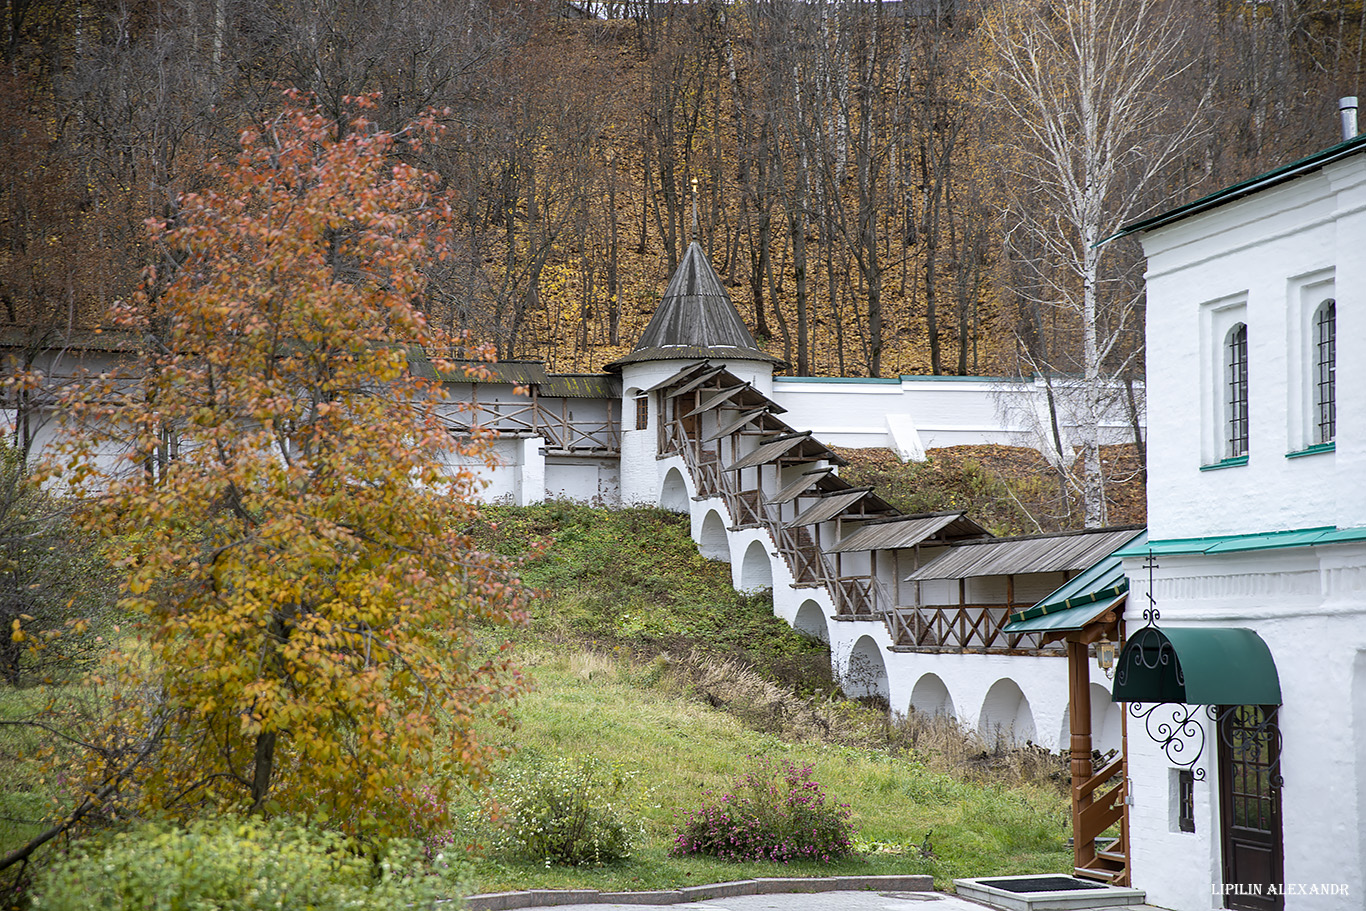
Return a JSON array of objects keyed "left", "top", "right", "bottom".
[{"left": 1151, "top": 570, "right": 1322, "bottom": 602}]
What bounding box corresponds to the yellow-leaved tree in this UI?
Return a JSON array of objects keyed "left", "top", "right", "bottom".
[{"left": 61, "top": 95, "right": 527, "bottom": 835}]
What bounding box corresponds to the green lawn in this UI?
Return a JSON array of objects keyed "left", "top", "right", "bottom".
[{"left": 457, "top": 645, "right": 1069, "bottom": 894}]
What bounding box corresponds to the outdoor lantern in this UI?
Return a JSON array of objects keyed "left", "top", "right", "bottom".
[{"left": 1096, "top": 636, "right": 1116, "bottom": 678}]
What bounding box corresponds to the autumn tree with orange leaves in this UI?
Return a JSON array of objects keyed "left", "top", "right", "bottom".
[{"left": 58, "top": 96, "right": 527, "bottom": 834}]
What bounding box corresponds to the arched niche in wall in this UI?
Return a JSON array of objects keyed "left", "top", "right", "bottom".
[
  {"left": 698, "top": 510, "right": 730, "bottom": 562},
  {"left": 910, "top": 672, "right": 955, "bottom": 719},
  {"left": 792, "top": 599, "right": 829, "bottom": 644},
  {"left": 843, "top": 635, "right": 889, "bottom": 706},
  {"left": 659, "top": 467, "right": 689, "bottom": 513},
  {"left": 978, "top": 678, "right": 1037, "bottom": 748},
  {"left": 738, "top": 539, "right": 773, "bottom": 593}
]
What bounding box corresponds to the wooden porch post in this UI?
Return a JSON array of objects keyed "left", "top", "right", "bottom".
[
  {"left": 893, "top": 549, "right": 901, "bottom": 606},
  {"left": 1068, "top": 637, "right": 1095, "bottom": 870},
  {"left": 870, "top": 549, "right": 878, "bottom": 609}
]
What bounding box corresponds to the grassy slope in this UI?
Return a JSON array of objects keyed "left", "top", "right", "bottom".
[
  {"left": 460, "top": 505, "right": 1069, "bottom": 893},
  {"left": 463, "top": 648, "right": 1068, "bottom": 894},
  {"left": 477, "top": 503, "right": 834, "bottom": 693}
]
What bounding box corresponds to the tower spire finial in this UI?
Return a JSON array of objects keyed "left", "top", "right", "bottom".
[{"left": 691, "top": 176, "right": 699, "bottom": 245}]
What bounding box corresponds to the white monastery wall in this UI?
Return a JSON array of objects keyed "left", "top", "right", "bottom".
[
  {"left": 618, "top": 362, "right": 677, "bottom": 505},
  {"left": 643, "top": 440, "right": 1082, "bottom": 752},
  {"left": 451, "top": 438, "right": 522, "bottom": 504},
  {"left": 821, "top": 615, "right": 1080, "bottom": 751},
  {"left": 544, "top": 456, "right": 618, "bottom": 505},
  {"left": 772, "top": 375, "right": 1136, "bottom": 461}
]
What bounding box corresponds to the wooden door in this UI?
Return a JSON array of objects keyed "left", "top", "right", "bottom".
[{"left": 1218, "top": 705, "right": 1283, "bottom": 911}]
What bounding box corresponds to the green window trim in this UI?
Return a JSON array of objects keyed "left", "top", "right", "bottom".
[
  {"left": 1286, "top": 442, "right": 1335, "bottom": 459},
  {"left": 1200, "top": 455, "right": 1249, "bottom": 471}
]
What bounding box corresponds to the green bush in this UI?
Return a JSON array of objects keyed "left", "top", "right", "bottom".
[
  {"left": 30, "top": 816, "right": 462, "bottom": 911},
  {"left": 492, "top": 757, "right": 637, "bottom": 866}
]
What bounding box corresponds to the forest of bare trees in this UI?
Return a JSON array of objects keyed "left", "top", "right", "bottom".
[{"left": 2, "top": 0, "right": 1362, "bottom": 382}]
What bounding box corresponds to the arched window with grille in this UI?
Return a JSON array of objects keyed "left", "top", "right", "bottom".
[
  {"left": 1314, "top": 300, "right": 1335, "bottom": 445},
  {"left": 1226, "top": 323, "right": 1249, "bottom": 459}
]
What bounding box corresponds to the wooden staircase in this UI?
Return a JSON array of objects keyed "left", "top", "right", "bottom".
[
  {"left": 1072, "top": 753, "right": 1130, "bottom": 886},
  {"left": 1076, "top": 835, "right": 1129, "bottom": 885},
  {"left": 674, "top": 427, "right": 876, "bottom": 616}
]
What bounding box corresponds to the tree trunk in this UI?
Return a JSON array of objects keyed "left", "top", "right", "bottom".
[{"left": 250, "top": 729, "right": 277, "bottom": 809}]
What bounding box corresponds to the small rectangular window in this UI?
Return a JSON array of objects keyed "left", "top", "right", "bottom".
[
  {"left": 635, "top": 395, "right": 648, "bottom": 431},
  {"left": 1178, "top": 769, "right": 1195, "bottom": 833}
]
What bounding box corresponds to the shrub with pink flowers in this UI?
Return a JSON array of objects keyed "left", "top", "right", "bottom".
[{"left": 671, "top": 759, "right": 855, "bottom": 863}]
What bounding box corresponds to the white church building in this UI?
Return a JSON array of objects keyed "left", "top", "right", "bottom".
[{"left": 1107, "top": 120, "right": 1366, "bottom": 909}]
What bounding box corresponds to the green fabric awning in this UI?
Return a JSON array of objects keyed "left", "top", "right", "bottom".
[{"left": 1111, "top": 627, "right": 1281, "bottom": 705}]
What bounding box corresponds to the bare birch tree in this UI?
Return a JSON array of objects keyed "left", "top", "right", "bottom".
[{"left": 987, "top": 0, "right": 1207, "bottom": 526}]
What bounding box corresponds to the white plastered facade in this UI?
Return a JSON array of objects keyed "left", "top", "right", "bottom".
[{"left": 1128, "top": 146, "right": 1366, "bottom": 910}]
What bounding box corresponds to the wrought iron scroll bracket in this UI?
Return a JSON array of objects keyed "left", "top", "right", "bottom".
[
  {"left": 1128, "top": 701, "right": 1208, "bottom": 779},
  {"left": 1126, "top": 703, "right": 1284, "bottom": 788}
]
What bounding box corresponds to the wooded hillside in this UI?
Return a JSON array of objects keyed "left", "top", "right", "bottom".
[{"left": 3, "top": 0, "right": 1361, "bottom": 378}]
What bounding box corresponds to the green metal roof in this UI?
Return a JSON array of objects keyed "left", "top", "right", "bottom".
[
  {"left": 1105, "top": 131, "right": 1366, "bottom": 243},
  {"left": 1001, "top": 594, "right": 1125, "bottom": 635},
  {"left": 1111, "top": 627, "right": 1281, "bottom": 706},
  {"left": 773, "top": 375, "right": 902, "bottom": 385},
  {"left": 1001, "top": 530, "right": 1144, "bottom": 634},
  {"left": 1115, "top": 525, "right": 1366, "bottom": 557},
  {"left": 772, "top": 374, "right": 1037, "bottom": 385}
]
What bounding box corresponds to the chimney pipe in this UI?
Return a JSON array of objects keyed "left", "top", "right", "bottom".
[{"left": 1340, "top": 96, "right": 1359, "bottom": 141}]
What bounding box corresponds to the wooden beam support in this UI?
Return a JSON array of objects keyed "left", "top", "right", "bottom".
[{"left": 1068, "top": 638, "right": 1095, "bottom": 870}]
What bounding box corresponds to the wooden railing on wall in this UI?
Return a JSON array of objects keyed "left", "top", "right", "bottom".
[
  {"left": 669, "top": 417, "right": 880, "bottom": 617},
  {"left": 884, "top": 605, "right": 1064, "bottom": 654},
  {"left": 458, "top": 399, "right": 620, "bottom": 454}
]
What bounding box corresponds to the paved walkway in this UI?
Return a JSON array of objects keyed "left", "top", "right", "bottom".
[
  {"left": 502, "top": 891, "right": 975, "bottom": 911},
  {"left": 462, "top": 876, "right": 1167, "bottom": 911},
  {"left": 493, "top": 891, "right": 1163, "bottom": 911}
]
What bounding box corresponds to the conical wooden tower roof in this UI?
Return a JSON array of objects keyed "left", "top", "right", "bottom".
[{"left": 606, "top": 242, "right": 784, "bottom": 371}]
